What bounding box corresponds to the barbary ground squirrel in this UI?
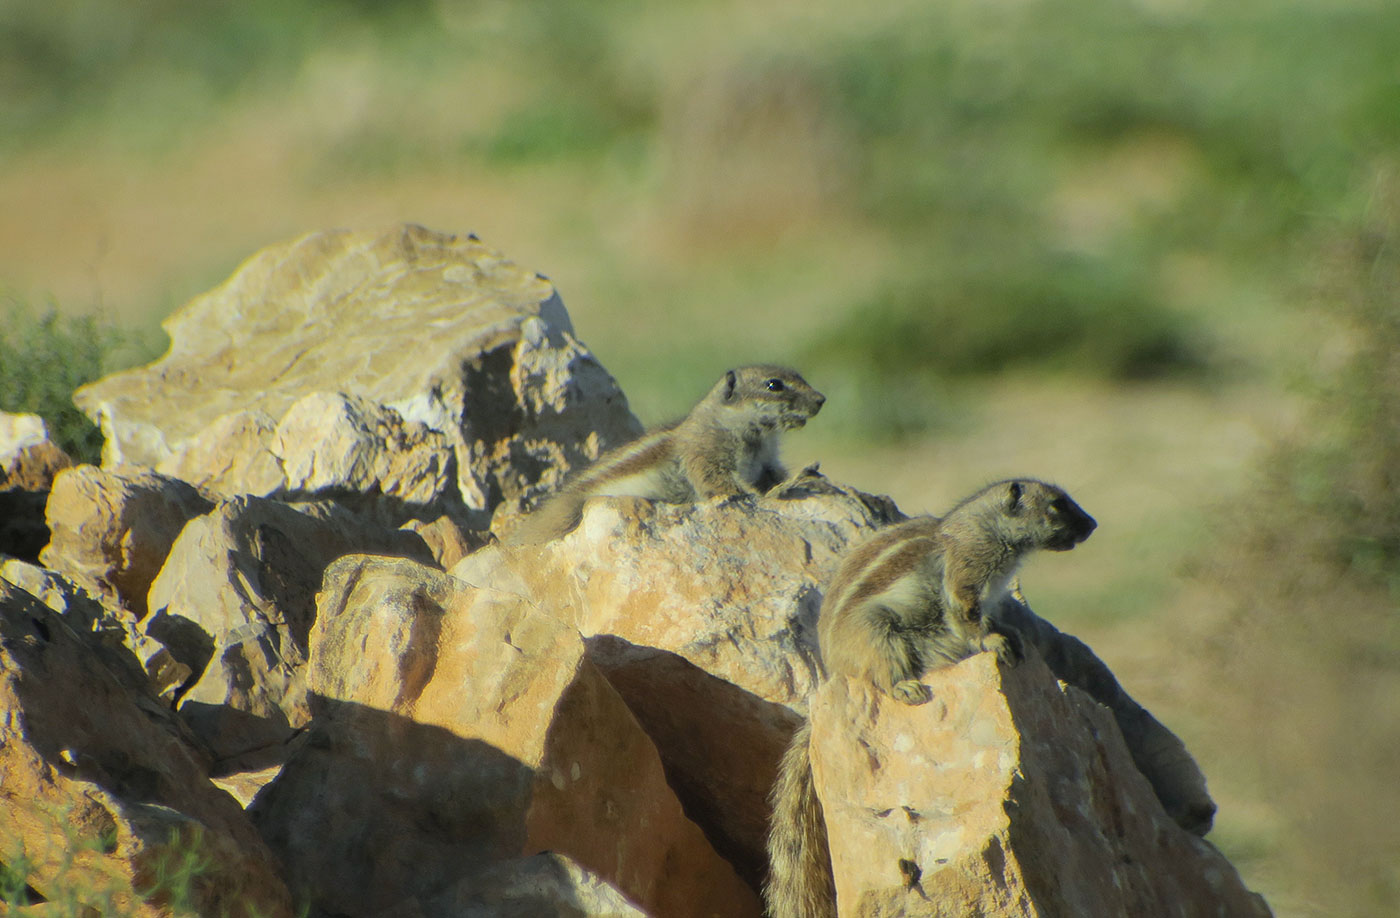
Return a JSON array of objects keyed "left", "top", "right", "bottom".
[
  {"left": 765, "top": 479, "right": 1097, "bottom": 918},
  {"left": 509, "top": 365, "right": 824, "bottom": 544}
]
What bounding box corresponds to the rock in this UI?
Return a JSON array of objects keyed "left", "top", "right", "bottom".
[
  {"left": 40, "top": 465, "right": 213, "bottom": 620},
  {"left": 808, "top": 653, "right": 1271, "bottom": 917},
  {"left": 156, "top": 409, "right": 284, "bottom": 498},
  {"left": 0, "top": 412, "right": 71, "bottom": 492},
  {"left": 271, "top": 392, "right": 457, "bottom": 517},
  {"left": 252, "top": 554, "right": 761, "bottom": 918},
  {"left": 144, "top": 496, "right": 434, "bottom": 767},
  {"left": 402, "top": 513, "right": 490, "bottom": 570},
  {"left": 0, "top": 559, "right": 191, "bottom": 700},
  {"left": 996, "top": 594, "right": 1218, "bottom": 835},
  {"left": 0, "top": 580, "right": 293, "bottom": 918},
  {"left": 381, "top": 853, "right": 650, "bottom": 918},
  {"left": 457, "top": 473, "right": 902, "bottom": 705},
  {"left": 74, "top": 225, "right": 642, "bottom": 527},
  {"left": 452, "top": 473, "right": 904, "bottom": 885},
  {"left": 0, "top": 412, "right": 72, "bottom": 562}
]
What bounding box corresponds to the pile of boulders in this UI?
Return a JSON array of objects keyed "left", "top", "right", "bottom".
[{"left": 0, "top": 225, "right": 1268, "bottom": 917}]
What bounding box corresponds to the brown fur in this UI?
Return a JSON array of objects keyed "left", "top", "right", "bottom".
[
  {"left": 509, "top": 365, "right": 824, "bottom": 545},
  {"left": 765, "top": 480, "right": 1096, "bottom": 917}
]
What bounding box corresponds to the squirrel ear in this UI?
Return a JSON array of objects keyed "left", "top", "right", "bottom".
[
  {"left": 1006, "top": 481, "right": 1023, "bottom": 511},
  {"left": 723, "top": 369, "right": 738, "bottom": 401}
]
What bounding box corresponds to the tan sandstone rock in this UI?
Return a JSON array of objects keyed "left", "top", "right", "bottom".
[
  {"left": 377, "top": 853, "right": 650, "bottom": 918},
  {"left": 401, "top": 513, "right": 490, "bottom": 570},
  {"left": 0, "top": 580, "right": 293, "bottom": 918},
  {"left": 808, "top": 653, "right": 1271, "bottom": 917},
  {"left": 0, "top": 412, "right": 72, "bottom": 563},
  {"left": 143, "top": 496, "right": 434, "bottom": 767},
  {"left": 272, "top": 391, "right": 456, "bottom": 510},
  {"left": 0, "top": 559, "right": 191, "bottom": 700},
  {"left": 74, "top": 224, "right": 642, "bottom": 527},
  {"left": 0, "top": 412, "right": 71, "bottom": 492},
  {"left": 252, "top": 554, "right": 761, "bottom": 918},
  {"left": 453, "top": 473, "right": 904, "bottom": 885},
  {"left": 40, "top": 465, "right": 213, "bottom": 620}
]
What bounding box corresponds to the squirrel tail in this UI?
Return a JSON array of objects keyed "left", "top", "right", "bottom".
[
  {"left": 764, "top": 720, "right": 836, "bottom": 918},
  {"left": 504, "top": 489, "right": 585, "bottom": 547}
]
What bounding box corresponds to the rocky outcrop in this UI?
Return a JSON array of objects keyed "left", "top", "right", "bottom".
[
  {"left": 73, "top": 224, "right": 642, "bottom": 528},
  {"left": 0, "top": 580, "right": 293, "bottom": 918},
  {"left": 808, "top": 654, "right": 1270, "bottom": 916},
  {"left": 0, "top": 412, "right": 72, "bottom": 562},
  {"left": 251, "top": 554, "right": 760, "bottom": 918},
  {"left": 144, "top": 497, "right": 435, "bottom": 767},
  {"left": 1, "top": 224, "right": 1268, "bottom": 917},
  {"left": 455, "top": 478, "right": 1237, "bottom": 903}
]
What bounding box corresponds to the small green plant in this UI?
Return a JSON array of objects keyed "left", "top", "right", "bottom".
[
  {"left": 2, "top": 820, "right": 266, "bottom": 918},
  {"left": 1, "top": 852, "right": 40, "bottom": 906},
  {"left": 0, "top": 295, "right": 160, "bottom": 465}
]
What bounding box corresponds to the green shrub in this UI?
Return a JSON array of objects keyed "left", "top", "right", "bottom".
[
  {"left": 1271, "top": 202, "right": 1400, "bottom": 593},
  {"left": 807, "top": 249, "right": 1208, "bottom": 385},
  {"left": 0, "top": 297, "right": 160, "bottom": 465}
]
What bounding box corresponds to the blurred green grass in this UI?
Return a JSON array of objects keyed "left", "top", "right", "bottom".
[{"left": 0, "top": 295, "right": 163, "bottom": 463}]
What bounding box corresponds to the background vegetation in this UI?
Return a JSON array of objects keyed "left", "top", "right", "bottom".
[{"left": 2, "top": 0, "right": 1397, "bottom": 914}]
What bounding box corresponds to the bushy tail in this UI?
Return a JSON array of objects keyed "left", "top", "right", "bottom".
[
  {"left": 764, "top": 720, "right": 836, "bottom": 918},
  {"left": 504, "top": 489, "right": 585, "bottom": 547}
]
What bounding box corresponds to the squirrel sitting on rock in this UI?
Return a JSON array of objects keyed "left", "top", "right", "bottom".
[{"left": 509, "top": 364, "right": 824, "bottom": 545}]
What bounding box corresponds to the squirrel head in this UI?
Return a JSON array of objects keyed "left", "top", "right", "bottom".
[
  {"left": 952, "top": 479, "right": 1096, "bottom": 552},
  {"left": 711, "top": 365, "right": 825, "bottom": 431}
]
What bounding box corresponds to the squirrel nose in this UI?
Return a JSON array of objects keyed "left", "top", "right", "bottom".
[{"left": 813, "top": 393, "right": 826, "bottom": 408}]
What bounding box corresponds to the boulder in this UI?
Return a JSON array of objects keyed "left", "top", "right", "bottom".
[
  {"left": 379, "top": 853, "right": 649, "bottom": 918},
  {"left": 452, "top": 475, "right": 903, "bottom": 885},
  {"left": 143, "top": 496, "right": 434, "bottom": 767},
  {"left": 808, "top": 654, "right": 1271, "bottom": 917},
  {"left": 271, "top": 392, "right": 456, "bottom": 516},
  {"left": 0, "top": 559, "right": 191, "bottom": 700},
  {"left": 0, "top": 412, "right": 72, "bottom": 562},
  {"left": 0, "top": 412, "right": 71, "bottom": 492},
  {"left": 40, "top": 465, "right": 213, "bottom": 620},
  {"left": 0, "top": 580, "right": 293, "bottom": 918},
  {"left": 401, "top": 513, "right": 490, "bottom": 571},
  {"left": 251, "top": 554, "right": 761, "bottom": 918},
  {"left": 73, "top": 224, "right": 643, "bottom": 527},
  {"left": 456, "top": 473, "right": 902, "bottom": 708}
]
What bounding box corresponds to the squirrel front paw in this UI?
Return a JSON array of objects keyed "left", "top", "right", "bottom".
[
  {"left": 892, "top": 680, "right": 933, "bottom": 705},
  {"left": 981, "top": 629, "right": 1024, "bottom": 666}
]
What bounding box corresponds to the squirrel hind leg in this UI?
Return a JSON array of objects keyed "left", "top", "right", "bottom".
[{"left": 857, "top": 610, "right": 929, "bottom": 704}]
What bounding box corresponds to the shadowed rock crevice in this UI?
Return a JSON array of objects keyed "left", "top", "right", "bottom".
[
  {"left": 250, "top": 697, "right": 538, "bottom": 917},
  {"left": 257, "top": 552, "right": 761, "bottom": 918},
  {"left": 1, "top": 580, "right": 294, "bottom": 918},
  {"left": 586, "top": 634, "right": 803, "bottom": 891}
]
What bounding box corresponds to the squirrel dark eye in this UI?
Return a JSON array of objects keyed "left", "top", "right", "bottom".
[{"left": 765, "top": 379, "right": 786, "bottom": 392}]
